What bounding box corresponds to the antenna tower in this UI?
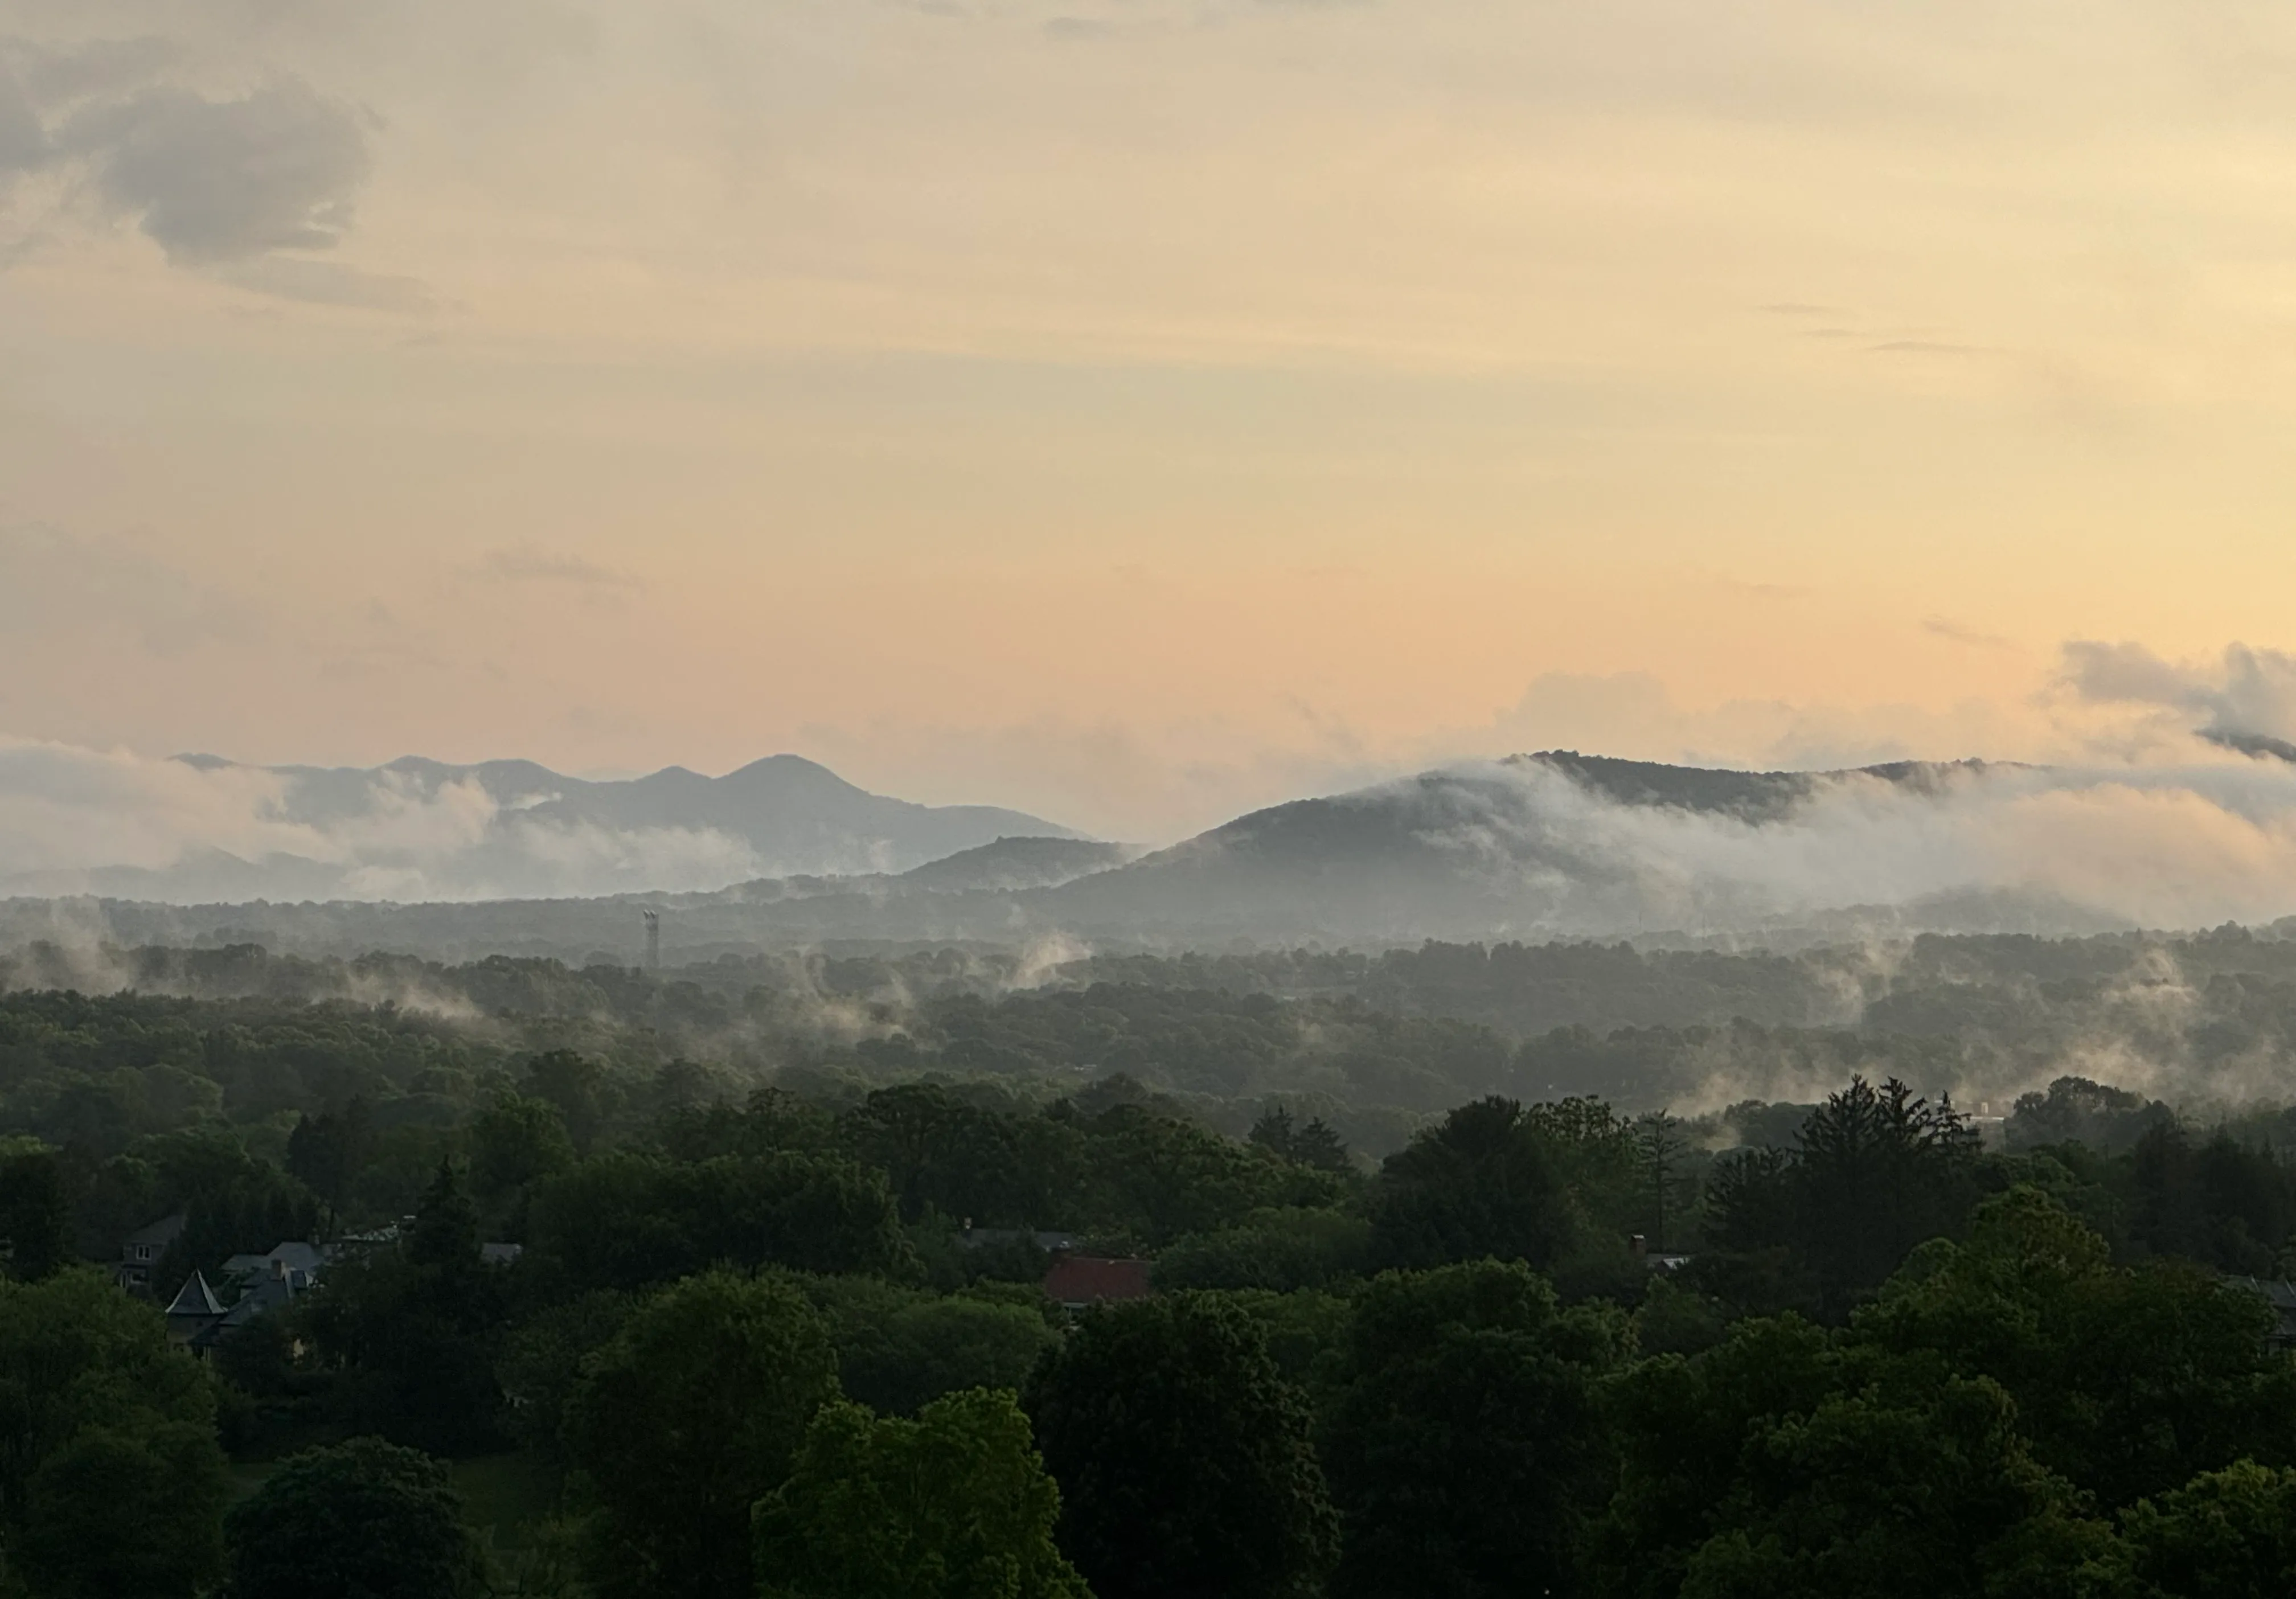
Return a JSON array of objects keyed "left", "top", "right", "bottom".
[{"left": 641, "top": 909, "right": 661, "bottom": 972}]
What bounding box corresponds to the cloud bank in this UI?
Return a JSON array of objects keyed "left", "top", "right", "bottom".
[
  {"left": 0, "top": 741, "right": 762, "bottom": 903},
  {"left": 1433, "top": 756, "right": 2296, "bottom": 937}
]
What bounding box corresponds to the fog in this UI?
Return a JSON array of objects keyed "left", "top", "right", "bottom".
[{"left": 0, "top": 740, "right": 1067, "bottom": 903}]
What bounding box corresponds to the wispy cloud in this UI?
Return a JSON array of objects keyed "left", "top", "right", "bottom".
[
  {"left": 470, "top": 544, "right": 645, "bottom": 592},
  {"left": 1868, "top": 339, "right": 1987, "bottom": 356},
  {"left": 1923, "top": 616, "right": 2015, "bottom": 651}
]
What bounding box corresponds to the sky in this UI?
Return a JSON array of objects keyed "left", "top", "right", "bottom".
[{"left": 8, "top": 1, "right": 2296, "bottom": 843}]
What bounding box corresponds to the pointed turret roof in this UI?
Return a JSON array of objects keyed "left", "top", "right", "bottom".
[{"left": 165, "top": 1271, "right": 223, "bottom": 1318}]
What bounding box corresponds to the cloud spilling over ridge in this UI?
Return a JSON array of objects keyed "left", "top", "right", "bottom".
[
  {"left": 1456, "top": 756, "right": 2296, "bottom": 933},
  {"left": 0, "top": 740, "right": 1077, "bottom": 904},
  {"left": 1079, "top": 748, "right": 2296, "bottom": 942},
  {"left": 0, "top": 740, "right": 765, "bottom": 902}
]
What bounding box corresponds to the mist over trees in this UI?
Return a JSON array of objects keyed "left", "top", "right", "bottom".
[{"left": 10, "top": 921, "right": 2296, "bottom": 1595}]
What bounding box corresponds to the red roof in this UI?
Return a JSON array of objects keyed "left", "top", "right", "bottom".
[{"left": 1043, "top": 1254, "right": 1153, "bottom": 1306}]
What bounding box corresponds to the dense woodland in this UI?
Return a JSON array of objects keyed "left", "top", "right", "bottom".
[{"left": 10, "top": 938, "right": 2296, "bottom": 1594}]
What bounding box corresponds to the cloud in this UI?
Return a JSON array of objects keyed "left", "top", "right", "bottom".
[
  {"left": 1470, "top": 669, "right": 2011, "bottom": 775},
  {"left": 10, "top": 36, "right": 183, "bottom": 108},
  {"left": 1868, "top": 339, "right": 1987, "bottom": 356},
  {"left": 471, "top": 545, "right": 645, "bottom": 591},
  {"left": 2059, "top": 641, "right": 2296, "bottom": 744},
  {"left": 1399, "top": 756, "right": 2296, "bottom": 937},
  {"left": 0, "top": 740, "right": 764, "bottom": 901},
  {"left": 1922, "top": 616, "right": 2014, "bottom": 651},
  {"left": 0, "top": 65, "right": 46, "bottom": 175},
  {"left": 212, "top": 255, "right": 435, "bottom": 311},
  {"left": 62, "top": 77, "right": 372, "bottom": 264}
]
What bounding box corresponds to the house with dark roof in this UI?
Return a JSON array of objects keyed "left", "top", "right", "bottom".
[
  {"left": 220, "top": 1241, "right": 327, "bottom": 1285},
  {"left": 161, "top": 1241, "right": 330, "bottom": 1357},
  {"left": 1043, "top": 1254, "right": 1154, "bottom": 1313},
  {"left": 163, "top": 1271, "right": 226, "bottom": 1349},
  {"left": 117, "top": 1213, "right": 187, "bottom": 1295}
]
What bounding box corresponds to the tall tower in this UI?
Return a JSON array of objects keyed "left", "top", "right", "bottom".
[{"left": 641, "top": 909, "right": 661, "bottom": 973}]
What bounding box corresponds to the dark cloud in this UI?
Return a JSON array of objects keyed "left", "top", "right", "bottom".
[
  {"left": 13, "top": 36, "right": 183, "bottom": 108},
  {"left": 0, "top": 67, "right": 46, "bottom": 174},
  {"left": 2060, "top": 641, "right": 2296, "bottom": 743},
  {"left": 62, "top": 77, "right": 371, "bottom": 264}
]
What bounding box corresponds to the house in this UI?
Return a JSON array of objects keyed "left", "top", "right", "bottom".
[
  {"left": 1629, "top": 1235, "right": 1693, "bottom": 1274},
  {"left": 1043, "top": 1254, "right": 1153, "bottom": 1312},
  {"left": 117, "top": 1213, "right": 187, "bottom": 1295},
  {"left": 160, "top": 1241, "right": 330, "bottom": 1358},
  {"left": 162, "top": 1271, "right": 226, "bottom": 1350},
  {"left": 219, "top": 1241, "right": 327, "bottom": 1290}
]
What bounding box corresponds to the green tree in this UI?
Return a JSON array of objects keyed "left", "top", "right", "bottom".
[
  {"left": 1026, "top": 1294, "right": 1336, "bottom": 1599},
  {"left": 17, "top": 1422, "right": 228, "bottom": 1599},
  {"left": 496, "top": 1290, "right": 636, "bottom": 1459},
  {"left": 565, "top": 1269, "right": 840, "bottom": 1599},
  {"left": 1858, "top": 1186, "right": 2296, "bottom": 1509},
  {"left": 1154, "top": 1207, "right": 1374, "bottom": 1294},
  {"left": 1367, "top": 1096, "right": 1576, "bottom": 1270},
  {"left": 1589, "top": 1315, "right": 1841, "bottom": 1599},
  {"left": 1075, "top": 1105, "right": 1325, "bottom": 1247},
  {"left": 1321, "top": 1260, "right": 1626, "bottom": 1599},
  {"left": 1709, "top": 1079, "right": 1981, "bottom": 1315},
  {"left": 0, "top": 1148, "right": 71, "bottom": 1282},
  {"left": 224, "top": 1437, "right": 489, "bottom": 1599},
  {"left": 843, "top": 1084, "right": 1030, "bottom": 1226},
  {"left": 1672, "top": 1371, "right": 2107, "bottom": 1599},
  {"left": 299, "top": 1161, "right": 503, "bottom": 1455},
  {"left": 468, "top": 1092, "right": 575, "bottom": 1218},
  {"left": 833, "top": 1292, "right": 1061, "bottom": 1417},
  {"left": 1249, "top": 1105, "right": 1352, "bottom": 1174},
  {"left": 2110, "top": 1459, "right": 2296, "bottom": 1598},
  {"left": 1633, "top": 1111, "right": 1691, "bottom": 1251},
  {"left": 523, "top": 1049, "right": 609, "bottom": 1154},
  {"left": 0, "top": 1270, "right": 231, "bottom": 1594},
  {"left": 755, "top": 1388, "right": 1091, "bottom": 1599},
  {"left": 287, "top": 1100, "right": 375, "bottom": 1215},
  {"left": 525, "top": 1151, "right": 912, "bottom": 1294}
]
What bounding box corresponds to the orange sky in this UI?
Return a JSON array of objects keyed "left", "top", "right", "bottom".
[{"left": 8, "top": 1, "right": 2296, "bottom": 838}]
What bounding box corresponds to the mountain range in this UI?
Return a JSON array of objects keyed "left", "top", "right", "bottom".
[
  {"left": 2, "top": 754, "right": 1080, "bottom": 904},
  {"left": 1, "top": 748, "right": 2200, "bottom": 960}
]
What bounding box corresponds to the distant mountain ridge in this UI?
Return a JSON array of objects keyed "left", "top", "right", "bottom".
[
  {"left": 1027, "top": 751, "right": 2037, "bottom": 941},
  {"left": 2, "top": 754, "right": 1083, "bottom": 904},
  {"left": 244, "top": 752, "right": 1081, "bottom": 870},
  {"left": 0, "top": 748, "right": 2147, "bottom": 957}
]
